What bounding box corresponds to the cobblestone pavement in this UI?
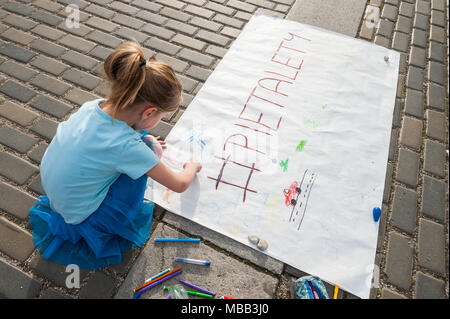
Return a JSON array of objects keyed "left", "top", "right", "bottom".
[{"left": 0, "top": 0, "right": 448, "bottom": 299}]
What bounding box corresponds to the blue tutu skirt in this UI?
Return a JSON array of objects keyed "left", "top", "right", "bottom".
[{"left": 29, "top": 173, "right": 153, "bottom": 270}]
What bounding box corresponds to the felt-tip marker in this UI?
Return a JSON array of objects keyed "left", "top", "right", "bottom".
[{"left": 173, "top": 257, "right": 211, "bottom": 266}]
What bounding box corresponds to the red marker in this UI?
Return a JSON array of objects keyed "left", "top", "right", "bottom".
[{"left": 219, "top": 296, "right": 234, "bottom": 299}]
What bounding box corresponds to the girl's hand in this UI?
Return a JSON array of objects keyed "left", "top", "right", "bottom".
[
  {"left": 154, "top": 136, "right": 167, "bottom": 149},
  {"left": 183, "top": 158, "right": 202, "bottom": 173}
]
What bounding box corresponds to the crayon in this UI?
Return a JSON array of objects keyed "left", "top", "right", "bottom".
[{"left": 178, "top": 279, "right": 215, "bottom": 296}]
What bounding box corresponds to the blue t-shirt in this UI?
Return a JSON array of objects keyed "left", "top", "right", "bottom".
[{"left": 40, "top": 98, "right": 159, "bottom": 225}]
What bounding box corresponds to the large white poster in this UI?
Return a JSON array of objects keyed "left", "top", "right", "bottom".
[{"left": 145, "top": 14, "right": 399, "bottom": 299}]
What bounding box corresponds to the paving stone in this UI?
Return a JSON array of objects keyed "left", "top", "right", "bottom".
[
  {"left": 40, "top": 288, "right": 73, "bottom": 299},
  {"left": 396, "top": 148, "right": 419, "bottom": 187},
  {"left": 395, "top": 15, "right": 411, "bottom": 33},
  {"left": 178, "top": 48, "right": 215, "bottom": 67},
  {"left": 388, "top": 128, "right": 398, "bottom": 161},
  {"left": 0, "top": 43, "right": 36, "bottom": 63},
  {"left": 380, "top": 288, "right": 408, "bottom": 299},
  {"left": 418, "top": 218, "right": 446, "bottom": 275},
  {"left": 0, "top": 101, "right": 39, "bottom": 126},
  {"left": 58, "top": 34, "right": 97, "bottom": 54},
  {"left": 408, "top": 46, "right": 426, "bottom": 68},
  {"left": 411, "top": 28, "right": 427, "bottom": 48},
  {"left": 30, "top": 117, "right": 59, "bottom": 140},
  {"left": 0, "top": 80, "right": 36, "bottom": 103},
  {"left": 428, "top": 41, "right": 445, "bottom": 63},
  {"left": 382, "top": 4, "right": 398, "bottom": 21},
  {"left": 0, "top": 125, "right": 38, "bottom": 153},
  {"left": 165, "top": 19, "right": 198, "bottom": 36},
  {"left": 30, "top": 95, "right": 73, "bottom": 119},
  {"left": 0, "top": 257, "right": 42, "bottom": 299},
  {"left": 29, "top": 253, "right": 89, "bottom": 288},
  {"left": 406, "top": 66, "right": 424, "bottom": 91},
  {"left": 0, "top": 181, "right": 36, "bottom": 219},
  {"left": 213, "top": 14, "right": 245, "bottom": 29},
  {"left": 65, "top": 87, "right": 100, "bottom": 106},
  {"left": 160, "top": 6, "right": 192, "bottom": 22},
  {"left": 109, "top": 0, "right": 140, "bottom": 15},
  {"left": 399, "top": 116, "right": 422, "bottom": 150},
  {"left": 392, "top": 98, "right": 402, "bottom": 128},
  {"left": 141, "top": 24, "right": 175, "bottom": 41},
  {"left": 431, "top": 0, "right": 446, "bottom": 11},
  {"left": 0, "top": 60, "right": 38, "bottom": 82},
  {"left": 79, "top": 271, "right": 117, "bottom": 299},
  {"left": 30, "top": 39, "right": 66, "bottom": 58},
  {"left": 190, "top": 16, "right": 222, "bottom": 32},
  {"left": 425, "top": 109, "right": 446, "bottom": 142},
  {"left": 1, "top": 12, "right": 38, "bottom": 30},
  {"left": 28, "top": 142, "right": 48, "bottom": 164},
  {"left": 62, "top": 69, "right": 101, "bottom": 91},
  {"left": 0, "top": 216, "right": 34, "bottom": 261},
  {"left": 31, "top": 74, "right": 71, "bottom": 96},
  {"left": 0, "top": 26, "right": 38, "bottom": 45},
  {"left": 377, "top": 19, "right": 394, "bottom": 38},
  {"left": 205, "top": 1, "right": 235, "bottom": 15},
  {"left": 172, "top": 34, "right": 206, "bottom": 51},
  {"left": 136, "top": 10, "right": 168, "bottom": 25},
  {"left": 404, "top": 88, "right": 424, "bottom": 118},
  {"left": 88, "top": 46, "right": 114, "bottom": 61},
  {"left": 56, "top": 0, "right": 89, "bottom": 10},
  {"left": 112, "top": 13, "right": 145, "bottom": 30},
  {"left": 148, "top": 120, "right": 173, "bottom": 140},
  {"left": 385, "top": 231, "right": 413, "bottom": 291},
  {"left": 31, "top": 24, "right": 65, "bottom": 41},
  {"left": 57, "top": 19, "right": 94, "bottom": 37},
  {"left": 0, "top": 151, "right": 39, "bottom": 186},
  {"left": 431, "top": 9, "right": 446, "bottom": 27},
  {"left": 390, "top": 186, "right": 417, "bottom": 235},
  {"left": 33, "top": 0, "right": 65, "bottom": 12},
  {"left": 29, "top": 174, "right": 45, "bottom": 195},
  {"left": 415, "top": 0, "right": 431, "bottom": 16},
  {"left": 184, "top": 4, "right": 215, "bottom": 18},
  {"left": 177, "top": 74, "right": 198, "bottom": 93},
  {"left": 2, "top": 1, "right": 35, "bottom": 16},
  {"left": 374, "top": 35, "right": 390, "bottom": 48},
  {"left": 423, "top": 139, "right": 445, "bottom": 178},
  {"left": 221, "top": 26, "right": 241, "bottom": 39},
  {"left": 399, "top": 1, "right": 414, "bottom": 17},
  {"left": 427, "top": 61, "right": 446, "bottom": 85},
  {"left": 429, "top": 25, "right": 446, "bottom": 43},
  {"left": 145, "top": 37, "right": 180, "bottom": 55},
  {"left": 413, "top": 13, "right": 429, "bottom": 30},
  {"left": 186, "top": 65, "right": 213, "bottom": 82},
  {"left": 426, "top": 83, "right": 446, "bottom": 111},
  {"left": 132, "top": 0, "right": 163, "bottom": 12},
  {"left": 84, "top": 3, "right": 115, "bottom": 19},
  {"left": 196, "top": 30, "right": 230, "bottom": 46},
  {"left": 31, "top": 8, "right": 64, "bottom": 26},
  {"left": 114, "top": 26, "right": 150, "bottom": 43},
  {"left": 29, "top": 55, "right": 68, "bottom": 77},
  {"left": 115, "top": 223, "right": 279, "bottom": 298},
  {"left": 414, "top": 271, "right": 446, "bottom": 298},
  {"left": 87, "top": 30, "right": 123, "bottom": 49},
  {"left": 60, "top": 50, "right": 98, "bottom": 70}
]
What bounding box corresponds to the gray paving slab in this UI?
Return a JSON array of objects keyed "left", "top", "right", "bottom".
[
  {"left": 114, "top": 223, "right": 278, "bottom": 299},
  {"left": 286, "top": 0, "right": 367, "bottom": 37}
]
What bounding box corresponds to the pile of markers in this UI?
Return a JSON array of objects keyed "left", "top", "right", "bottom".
[{"left": 132, "top": 237, "right": 219, "bottom": 299}]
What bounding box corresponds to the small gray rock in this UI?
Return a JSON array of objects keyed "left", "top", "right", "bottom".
[
  {"left": 257, "top": 239, "right": 268, "bottom": 251},
  {"left": 248, "top": 235, "right": 260, "bottom": 245}
]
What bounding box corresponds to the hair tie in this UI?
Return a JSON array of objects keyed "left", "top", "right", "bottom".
[{"left": 139, "top": 58, "right": 146, "bottom": 67}]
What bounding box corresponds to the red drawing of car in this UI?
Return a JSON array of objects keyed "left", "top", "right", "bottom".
[{"left": 283, "top": 181, "right": 299, "bottom": 206}]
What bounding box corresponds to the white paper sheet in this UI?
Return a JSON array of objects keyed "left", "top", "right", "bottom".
[{"left": 145, "top": 14, "right": 400, "bottom": 299}]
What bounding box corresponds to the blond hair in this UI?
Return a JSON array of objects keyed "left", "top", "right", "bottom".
[{"left": 103, "top": 40, "right": 182, "bottom": 120}]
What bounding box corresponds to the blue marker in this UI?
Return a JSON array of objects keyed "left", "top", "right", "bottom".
[
  {"left": 173, "top": 257, "right": 211, "bottom": 266},
  {"left": 154, "top": 238, "right": 200, "bottom": 242}
]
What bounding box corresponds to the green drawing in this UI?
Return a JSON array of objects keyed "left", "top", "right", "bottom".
[
  {"left": 280, "top": 158, "right": 289, "bottom": 172},
  {"left": 304, "top": 118, "right": 318, "bottom": 128},
  {"left": 322, "top": 104, "right": 327, "bottom": 109},
  {"left": 296, "top": 140, "right": 307, "bottom": 152}
]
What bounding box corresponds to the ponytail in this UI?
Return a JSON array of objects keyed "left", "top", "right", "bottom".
[{"left": 103, "top": 40, "right": 182, "bottom": 121}]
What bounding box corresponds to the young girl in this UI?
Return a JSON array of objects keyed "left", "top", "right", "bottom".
[{"left": 29, "top": 41, "right": 202, "bottom": 270}]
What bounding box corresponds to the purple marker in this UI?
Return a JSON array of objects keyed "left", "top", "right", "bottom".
[
  {"left": 178, "top": 280, "right": 215, "bottom": 297},
  {"left": 138, "top": 269, "right": 182, "bottom": 293}
]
